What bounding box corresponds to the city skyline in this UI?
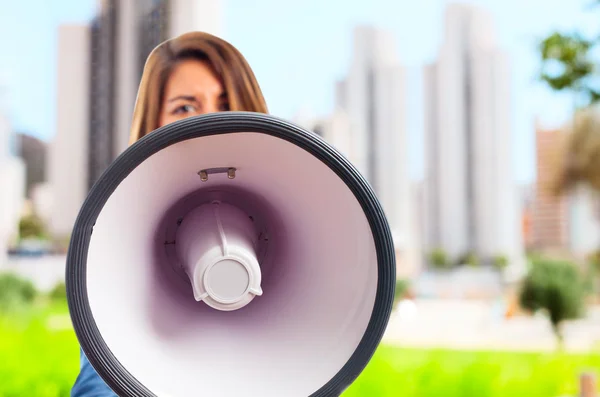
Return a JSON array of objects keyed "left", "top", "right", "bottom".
[{"left": 1, "top": 0, "right": 597, "bottom": 184}]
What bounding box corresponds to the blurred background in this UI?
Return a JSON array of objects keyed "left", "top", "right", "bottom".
[{"left": 1, "top": 0, "right": 600, "bottom": 396}]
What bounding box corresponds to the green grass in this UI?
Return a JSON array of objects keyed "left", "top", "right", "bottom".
[
  {"left": 343, "top": 345, "right": 600, "bottom": 397},
  {"left": 1, "top": 303, "right": 599, "bottom": 396},
  {"left": 0, "top": 302, "right": 79, "bottom": 397}
]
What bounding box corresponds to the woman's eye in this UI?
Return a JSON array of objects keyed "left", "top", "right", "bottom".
[
  {"left": 218, "top": 102, "right": 230, "bottom": 111},
  {"left": 173, "top": 104, "right": 196, "bottom": 114}
]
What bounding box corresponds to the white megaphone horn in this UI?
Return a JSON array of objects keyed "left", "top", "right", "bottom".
[{"left": 66, "top": 112, "right": 396, "bottom": 397}]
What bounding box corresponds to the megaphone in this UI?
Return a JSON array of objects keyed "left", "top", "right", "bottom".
[{"left": 66, "top": 112, "right": 396, "bottom": 397}]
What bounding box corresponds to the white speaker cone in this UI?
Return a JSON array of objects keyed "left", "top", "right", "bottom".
[{"left": 67, "top": 113, "right": 396, "bottom": 397}]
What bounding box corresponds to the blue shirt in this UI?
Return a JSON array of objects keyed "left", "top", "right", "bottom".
[{"left": 71, "top": 349, "right": 117, "bottom": 396}]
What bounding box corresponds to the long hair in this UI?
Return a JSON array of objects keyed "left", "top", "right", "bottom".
[{"left": 129, "top": 31, "right": 268, "bottom": 145}]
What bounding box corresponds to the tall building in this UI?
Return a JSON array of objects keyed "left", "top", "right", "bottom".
[
  {"left": 293, "top": 109, "right": 354, "bottom": 162},
  {"left": 49, "top": 24, "right": 91, "bottom": 239},
  {"left": 16, "top": 133, "right": 48, "bottom": 198},
  {"left": 88, "top": 0, "right": 223, "bottom": 189},
  {"left": 424, "top": 4, "right": 523, "bottom": 264},
  {"left": 531, "top": 124, "right": 569, "bottom": 250},
  {"left": 0, "top": 108, "right": 26, "bottom": 264},
  {"left": 49, "top": 0, "right": 222, "bottom": 239},
  {"left": 336, "top": 26, "right": 419, "bottom": 273}
]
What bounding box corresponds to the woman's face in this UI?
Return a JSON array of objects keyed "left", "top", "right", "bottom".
[{"left": 158, "top": 59, "right": 229, "bottom": 127}]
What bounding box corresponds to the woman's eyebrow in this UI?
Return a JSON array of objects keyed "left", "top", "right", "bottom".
[{"left": 167, "top": 95, "right": 198, "bottom": 103}]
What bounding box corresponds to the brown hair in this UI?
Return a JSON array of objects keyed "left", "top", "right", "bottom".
[{"left": 129, "top": 31, "right": 268, "bottom": 145}]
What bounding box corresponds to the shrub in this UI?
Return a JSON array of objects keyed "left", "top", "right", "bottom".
[
  {"left": 428, "top": 248, "right": 450, "bottom": 269},
  {"left": 19, "top": 214, "right": 48, "bottom": 240},
  {"left": 492, "top": 254, "right": 509, "bottom": 270},
  {"left": 518, "top": 259, "right": 586, "bottom": 349},
  {"left": 394, "top": 279, "right": 411, "bottom": 303},
  {"left": 49, "top": 281, "right": 67, "bottom": 303},
  {"left": 0, "top": 272, "right": 37, "bottom": 313}
]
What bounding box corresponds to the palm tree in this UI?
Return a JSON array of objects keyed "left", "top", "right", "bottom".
[{"left": 550, "top": 106, "right": 600, "bottom": 196}]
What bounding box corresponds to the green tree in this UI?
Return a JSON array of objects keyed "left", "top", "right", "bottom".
[
  {"left": 0, "top": 272, "right": 37, "bottom": 313},
  {"left": 492, "top": 254, "right": 509, "bottom": 271},
  {"left": 18, "top": 214, "right": 48, "bottom": 240},
  {"left": 394, "top": 279, "right": 411, "bottom": 303},
  {"left": 538, "top": 2, "right": 600, "bottom": 260},
  {"left": 538, "top": 0, "right": 600, "bottom": 108},
  {"left": 49, "top": 281, "right": 67, "bottom": 303},
  {"left": 460, "top": 252, "right": 479, "bottom": 268},
  {"left": 428, "top": 248, "right": 450, "bottom": 270},
  {"left": 518, "top": 259, "right": 586, "bottom": 349}
]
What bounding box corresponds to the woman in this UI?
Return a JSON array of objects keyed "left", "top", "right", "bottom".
[{"left": 71, "top": 31, "right": 268, "bottom": 396}]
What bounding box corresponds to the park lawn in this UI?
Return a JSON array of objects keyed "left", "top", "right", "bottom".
[
  {"left": 343, "top": 345, "right": 600, "bottom": 397},
  {"left": 1, "top": 303, "right": 599, "bottom": 397},
  {"left": 0, "top": 302, "right": 79, "bottom": 397}
]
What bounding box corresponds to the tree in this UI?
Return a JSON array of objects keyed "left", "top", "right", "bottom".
[
  {"left": 538, "top": 2, "right": 600, "bottom": 192},
  {"left": 518, "top": 259, "right": 586, "bottom": 349},
  {"left": 492, "top": 254, "right": 509, "bottom": 271},
  {"left": 550, "top": 107, "right": 600, "bottom": 195},
  {"left": 18, "top": 214, "right": 48, "bottom": 240},
  {"left": 538, "top": 0, "right": 600, "bottom": 108},
  {"left": 393, "top": 279, "right": 411, "bottom": 307},
  {"left": 427, "top": 248, "right": 450, "bottom": 270},
  {"left": 538, "top": 3, "right": 600, "bottom": 256},
  {"left": 0, "top": 272, "right": 37, "bottom": 313},
  {"left": 456, "top": 251, "right": 479, "bottom": 268}
]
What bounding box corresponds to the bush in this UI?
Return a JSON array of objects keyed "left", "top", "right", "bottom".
[
  {"left": 455, "top": 251, "right": 480, "bottom": 267},
  {"left": 0, "top": 272, "right": 37, "bottom": 313},
  {"left": 19, "top": 214, "right": 48, "bottom": 240},
  {"left": 492, "top": 254, "right": 509, "bottom": 270},
  {"left": 394, "top": 279, "right": 411, "bottom": 303},
  {"left": 428, "top": 248, "right": 450, "bottom": 269},
  {"left": 518, "top": 259, "right": 586, "bottom": 348},
  {"left": 49, "top": 282, "right": 67, "bottom": 303}
]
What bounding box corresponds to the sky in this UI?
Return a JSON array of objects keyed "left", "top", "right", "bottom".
[{"left": 0, "top": 0, "right": 598, "bottom": 183}]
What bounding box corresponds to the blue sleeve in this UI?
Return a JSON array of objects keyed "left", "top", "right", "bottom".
[{"left": 71, "top": 348, "right": 118, "bottom": 397}]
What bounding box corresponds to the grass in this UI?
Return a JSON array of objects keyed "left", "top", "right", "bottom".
[
  {"left": 1, "top": 302, "right": 599, "bottom": 396},
  {"left": 342, "top": 346, "right": 600, "bottom": 397},
  {"left": 0, "top": 302, "right": 79, "bottom": 397}
]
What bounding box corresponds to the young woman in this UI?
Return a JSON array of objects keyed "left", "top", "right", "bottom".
[{"left": 71, "top": 31, "right": 268, "bottom": 396}]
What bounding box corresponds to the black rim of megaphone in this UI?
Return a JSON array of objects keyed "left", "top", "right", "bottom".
[{"left": 66, "top": 111, "right": 396, "bottom": 397}]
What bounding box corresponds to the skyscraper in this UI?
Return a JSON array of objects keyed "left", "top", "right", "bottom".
[
  {"left": 336, "top": 26, "right": 418, "bottom": 272},
  {"left": 49, "top": 0, "right": 222, "bottom": 240},
  {"left": 49, "top": 24, "right": 90, "bottom": 239},
  {"left": 0, "top": 107, "right": 26, "bottom": 264},
  {"left": 424, "top": 4, "right": 523, "bottom": 263},
  {"left": 88, "top": 0, "right": 223, "bottom": 188}
]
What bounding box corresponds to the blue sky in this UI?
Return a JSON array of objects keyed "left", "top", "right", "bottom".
[{"left": 0, "top": 0, "right": 597, "bottom": 182}]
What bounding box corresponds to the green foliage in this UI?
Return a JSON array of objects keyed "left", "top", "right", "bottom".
[
  {"left": 343, "top": 346, "right": 600, "bottom": 397},
  {"left": 0, "top": 272, "right": 37, "bottom": 313},
  {"left": 19, "top": 214, "right": 48, "bottom": 240},
  {"left": 49, "top": 282, "right": 67, "bottom": 303},
  {"left": 539, "top": 32, "right": 598, "bottom": 103},
  {"left": 394, "top": 279, "right": 410, "bottom": 302},
  {"left": 492, "top": 254, "right": 509, "bottom": 270},
  {"left": 456, "top": 251, "right": 480, "bottom": 267},
  {"left": 428, "top": 248, "right": 450, "bottom": 269},
  {"left": 518, "top": 259, "right": 586, "bottom": 347}
]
